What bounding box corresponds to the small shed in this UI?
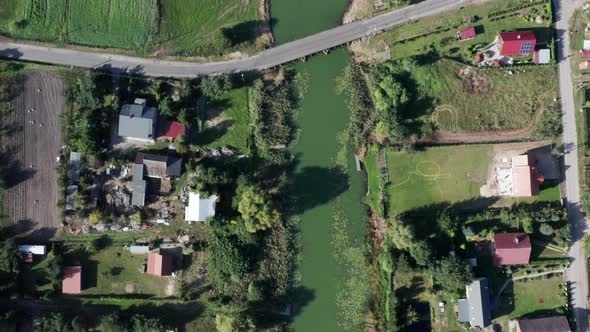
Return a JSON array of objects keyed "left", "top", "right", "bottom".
[
  {"left": 458, "top": 27, "right": 476, "bottom": 41},
  {"left": 534, "top": 49, "right": 550, "bottom": 64},
  {"left": 581, "top": 50, "right": 590, "bottom": 58},
  {"left": 185, "top": 192, "right": 217, "bottom": 222},
  {"left": 584, "top": 40, "right": 590, "bottom": 50},
  {"left": 128, "top": 245, "right": 150, "bottom": 254},
  {"left": 18, "top": 245, "right": 46, "bottom": 255},
  {"left": 62, "top": 266, "right": 82, "bottom": 294},
  {"left": 159, "top": 120, "right": 186, "bottom": 139},
  {"left": 69, "top": 152, "right": 81, "bottom": 184}
]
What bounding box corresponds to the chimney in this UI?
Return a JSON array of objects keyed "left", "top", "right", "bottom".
[
  {"left": 514, "top": 236, "right": 520, "bottom": 244},
  {"left": 517, "top": 34, "right": 521, "bottom": 39}
]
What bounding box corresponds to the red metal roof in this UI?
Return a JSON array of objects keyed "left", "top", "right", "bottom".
[
  {"left": 147, "top": 252, "right": 173, "bottom": 276},
  {"left": 581, "top": 50, "right": 590, "bottom": 58},
  {"left": 62, "top": 266, "right": 82, "bottom": 294},
  {"left": 499, "top": 31, "right": 536, "bottom": 56},
  {"left": 493, "top": 233, "right": 531, "bottom": 265},
  {"left": 160, "top": 121, "right": 186, "bottom": 138},
  {"left": 512, "top": 154, "right": 539, "bottom": 197},
  {"left": 459, "top": 27, "right": 476, "bottom": 40}
]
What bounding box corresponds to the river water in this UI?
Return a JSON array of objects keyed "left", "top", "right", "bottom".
[{"left": 272, "top": 1, "right": 367, "bottom": 331}]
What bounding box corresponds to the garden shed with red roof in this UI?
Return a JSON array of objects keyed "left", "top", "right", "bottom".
[
  {"left": 159, "top": 120, "right": 186, "bottom": 139},
  {"left": 458, "top": 27, "right": 476, "bottom": 41},
  {"left": 493, "top": 233, "right": 531, "bottom": 266},
  {"left": 62, "top": 266, "right": 82, "bottom": 294},
  {"left": 499, "top": 31, "right": 536, "bottom": 56}
]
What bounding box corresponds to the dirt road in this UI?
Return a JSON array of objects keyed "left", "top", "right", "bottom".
[{"left": 0, "top": 71, "right": 64, "bottom": 240}]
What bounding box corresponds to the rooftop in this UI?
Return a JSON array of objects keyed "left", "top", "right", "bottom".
[
  {"left": 493, "top": 232, "right": 532, "bottom": 265},
  {"left": 147, "top": 252, "right": 173, "bottom": 276},
  {"left": 185, "top": 192, "right": 217, "bottom": 222},
  {"left": 517, "top": 316, "right": 571, "bottom": 332},
  {"left": 62, "top": 266, "right": 82, "bottom": 294}
]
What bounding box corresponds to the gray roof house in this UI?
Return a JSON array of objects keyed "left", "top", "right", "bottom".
[
  {"left": 131, "top": 153, "right": 182, "bottom": 207},
  {"left": 118, "top": 98, "right": 158, "bottom": 141},
  {"left": 457, "top": 278, "right": 491, "bottom": 329}
]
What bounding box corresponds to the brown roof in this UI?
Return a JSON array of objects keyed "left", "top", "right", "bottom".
[
  {"left": 62, "top": 266, "right": 82, "bottom": 294},
  {"left": 512, "top": 154, "right": 539, "bottom": 197},
  {"left": 517, "top": 316, "right": 571, "bottom": 332},
  {"left": 493, "top": 233, "right": 532, "bottom": 265},
  {"left": 147, "top": 252, "right": 173, "bottom": 276}
]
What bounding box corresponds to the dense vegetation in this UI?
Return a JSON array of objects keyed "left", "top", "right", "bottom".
[{"left": 0, "top": 0, "right": 266, "bottom": 56}]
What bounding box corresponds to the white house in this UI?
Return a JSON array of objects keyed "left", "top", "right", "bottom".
[
  {"left": 185, "top": 192, "right": 217, "bottom": 223},
  {"left": 18, "top": 245, "right": 46, "bottom": 255}
]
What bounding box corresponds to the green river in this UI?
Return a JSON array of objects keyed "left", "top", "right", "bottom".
[{"left": 272, "top": 2, "right": 367, "bottom": 331}]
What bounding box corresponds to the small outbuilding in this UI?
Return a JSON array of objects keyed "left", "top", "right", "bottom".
[
  {"left": 516, "top": 316, "right": 571, "bottom": 332},
  {"left": 512, "top": 154, "right": 540, "bottom": 197},
  {"left": 159, "top": 120, "right": 186, "bottom": 140},
  {"left": 18, "top": 245, "right": 46, "bottom": 255},
  {"left": 128, "top": 245, "right": 150, "bottom": 254},
  {"left": 147, "top": 252, "right": 173, "bottom": 276},
  {"left": 534, "top": 49, "right": 550, "bottom": 64},
  {"left": 69, "top": 152, "right": 81, "bottom": 184},
  {"left": 62, "top": 266, "right": 82, "bottom": 294},
  {"left": 458, "top": 27, "right": 476, "bottom": 41},
  {"left": 493, "top": 232, "right": 531, "bottom": 266},
  {"left": 185, "top": 192, "right": 218, "bottom": 223}
]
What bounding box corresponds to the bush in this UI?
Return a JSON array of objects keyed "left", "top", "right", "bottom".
[{"left": 538, "top": 223, "right": 554, "bottom": 236}]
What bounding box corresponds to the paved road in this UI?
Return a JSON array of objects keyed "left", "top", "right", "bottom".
[
  {"left": 0, "top": 0, "right": 465, "bottom": 77},
  {"left": 554, "top": 0, "right": 589, "bottom": 330}
]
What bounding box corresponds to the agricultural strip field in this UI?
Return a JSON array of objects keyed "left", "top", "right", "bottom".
[
  {"left": 412, "top": 60, "right": 559, "bottom": 132},
  {"left": 0, "top": 0, "right": 264, "bottom": 56},
  {"left": 369, "top": 0, "right": 553, "bottom": 62},
  {"left": 368, "top": 145, "right": 492, "bottom": 216},
  {"left": 0, "top": 71, "right": 64, "bottom": 239}
]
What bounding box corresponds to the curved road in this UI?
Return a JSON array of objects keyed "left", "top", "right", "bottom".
[{"left": 0, "top": 0, "right": 463, "bottom": 77}]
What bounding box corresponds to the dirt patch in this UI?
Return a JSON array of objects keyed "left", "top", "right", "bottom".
[
  {"left": 368, "top": 211, "right": 387, "bottom": 251},
  {"left": 343, "top": 0, "right": 374, "bottom": 24},
  {"left": 0, "top": 71, "right": 65, "bottom": 240},
  {"left": 256, "top": 0, "right": 275, "bottom": 48},
  {"left": 125, "top": 283, "right": 135, "bottom": 293},
  {"left": 458, "top": 67, "right": 491, "bottom": 94}
]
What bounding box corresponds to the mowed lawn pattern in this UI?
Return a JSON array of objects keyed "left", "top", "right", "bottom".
[
  {"left": 0, "top": 0, "right": 262, "bottom": 54},
  {"left": 501, "top": 276, "right": 565, "bottom": 319},
  {"left": 0, "top": 0, "right": 156, "bottom": 49},
  {"left": 411, "top": 60, "right": 558, "bottom": 131},
  {"left": 385, "top": 146, "right": 491, "bottom": 215},
  {"left": 158, "top": 0, "right": 262, "bottom": 55}
]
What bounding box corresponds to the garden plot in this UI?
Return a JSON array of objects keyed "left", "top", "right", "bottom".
[{"left": 0, "top": 71, "right": 64, "bottom": 239}]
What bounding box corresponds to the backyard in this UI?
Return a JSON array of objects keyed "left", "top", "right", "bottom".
[
  {"left": 367, "top": 0, "right": 553, "bottom": 62},
  {"left": 0, "top": 0, "right": 265, "bottom": 56},
  {"left": 412, "top": 60, "right": 559, "bottom": 132},
  {"left": 497, "top": 275, "right": 566, "bottom": 320}
]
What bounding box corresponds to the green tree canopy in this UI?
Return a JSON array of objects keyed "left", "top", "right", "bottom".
[
  {"left": 432, "top": 254, "right": 473, "bottom": 294},
  {"left": 238, "top": 186, "right": 280, "bottom": 233}
]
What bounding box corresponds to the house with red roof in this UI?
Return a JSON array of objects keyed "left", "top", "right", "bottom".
[
  {"left": 147, "top": 252, "right": 173, "bottom": 276},
  {"left": 493, "top": 233, "right": 531, "bottom": 266},
  {"left": 498, "top": 31, "right": 536, "bottom": 56},
  {"left": 511, "top": 154, "right": 540, "bottom": 197},
  {"left": 62, "top": 266, "right": 82, "bottom": 294},
  {"left": 458, "top": 27, "right": 476, "bottom": 41},
  {"left": 158, "top": 120, "right": 186, "bottom": 140}
]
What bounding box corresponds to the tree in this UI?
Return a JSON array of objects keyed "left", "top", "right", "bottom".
[
  {"left": 47, "top": 251, "right": 63, "bottom": 291},
  {"left": 215, "top": 314, "right": 255, "bottom": 332},
  {"left": 36, "top": 313, "right": 69, "bottom": 332},
  {"left": 390, "top": 221, "right": 415, "bottom": 250},
  {"left": 405, "top": 306, "right": 419, "bottom": 327},
  {"left": 238, "top": 186, "right": 280, "bottom": 233},
  {"left": 462, "top": 225, "right": 475, "bottom": 238},
  {"left": 0, "top": 240, "right": 19, "bottom": 274},
  {"left": 538, "top": 223, "right": 554, "bottom": 236},
  {"left": 432, "top": 255, "right": 473, "bottom": 294},
  {"left": 71, "top": 315, "right": 89, "bottom": 332},
  {"left": 175, "top": 136, "right": 189, "bottom": 154},
  {"left": 88, "top": 210, "right": 104, "bottom": 225},
  {"left": 522, "top": 216, "right": 534, "bottom": 234},
  {"left": 409, "top": 240, "right": 432, "bottom": 267},
  {"left": 201, "top": 75, "right": 232, "bottom": 98},
  {"left": 207, "top": 225, "right": 249, "bottom": 295},
  {"left": 99, "top": 313, "right": 126, "bottom": 332},
  {"left": 131, "top": 315, "right": 163, "bottom": 332}
]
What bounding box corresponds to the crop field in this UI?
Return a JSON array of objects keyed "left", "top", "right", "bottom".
[
  {"left": 413, "top": 60, "right": 558, "bottom": 132},
  {"left": 0, "top": 0, "right": 264, "bottom": 55},
  {"left": 157, "top": 0, "right": 264, "bottom": 56},
  {"left": 0, "top": 71, "right": 64, "bottom": 239},
  {"left": 371, "top": 0, "right": 553, "bottom": 62},
  {"left": 376, "top": 146, "right": 492, "bottom": 216}
]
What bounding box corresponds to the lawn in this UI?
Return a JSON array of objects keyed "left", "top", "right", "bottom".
[
  {"left": 157, "top": 0, "right": 265, "bottom": 57},
  {"left": 499, "top": 276, "right": 565, "bottom": 319},
  {"left": 196, "top": 87, "right": 251, "bottom": 152},
  {"left": 0, "top": 0, "right": 265, "bottom": 56},
  {"left": 373, "top": 145, "right": 492, "bottom": 216},
  {"left": 371, "top": 0, "right": 553, "bottom": 62},
  {"left": 410, "top": 59, "right": 559, "bottom": 132}
]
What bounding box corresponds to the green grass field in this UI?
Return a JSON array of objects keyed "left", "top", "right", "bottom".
[
  {"left": 410, "top": 60, "right": 558, "bottom": 132},
  {"left": 378, "top": 145, "right": 492, "bottom": 216},
  {"left": 0, "top": 0, "right": 264, "bottom": 55},
  {"left": 196, "top": 87, "right": 251, "bottom": 152},
  {"left": 157, "top": 0, "right": 264, "bottom": 56},
  {"left": 501, "top": 276, "right": 565, "bottom": 319},
  {"left": 372, "top": 0, "right": 553, "bottom": 62}
]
